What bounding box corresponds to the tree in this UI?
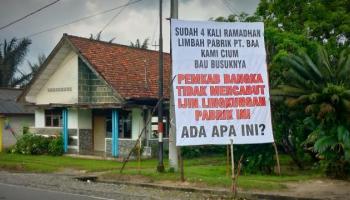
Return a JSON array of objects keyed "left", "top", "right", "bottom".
[
  {"left": 254, "top": 0, "right": 350, "bottom": 171},
  {"left": 256, "top": 0, "right": 350, "bottom": 56},
  {"left": 215, "top": 0, "right": 350, "bottom": 172},
  {"left": 272, "top": 46, "right": 350, "bottom": 178},
  {"left": 14, "top": 54, "right": 46, "bottom": 87},
  {"left": 130, "top": 38, "right": 149, "bottom": 49},
  {"left": 0, "top": 38, "right": 31, "bottom": 87},
  {"left": 89, "top": 31, "right": 116, "bottom": 43}
]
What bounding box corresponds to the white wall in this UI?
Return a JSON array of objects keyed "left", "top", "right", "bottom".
[
  {"left": 78, "top": 109, "right": 92, "bottom": 129},
  {"left": 34, "top": 108, "right": 77, "bottom": 129},
  {"left": 68, "top": 108, "right": 78, "bottom": 129},
  {"left": 2, "top": 115, "right": 34, "bottom": 148},
  {"left": 35, "top": 109, "right": 45, "bottom": 128},
  {"left": 36, "top": 51, "right": 78, "bottom": 105},
  {"left": 131, "top": 108, "right": 144, "bottom": 140}
]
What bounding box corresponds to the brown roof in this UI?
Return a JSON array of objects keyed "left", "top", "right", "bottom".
[{"left": 67, "top": 35, "right": 171, "bottom": 100}]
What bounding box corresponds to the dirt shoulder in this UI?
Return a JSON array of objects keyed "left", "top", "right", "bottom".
[{"left": 97, "top": 173, "right": 350, "bottom": 200}]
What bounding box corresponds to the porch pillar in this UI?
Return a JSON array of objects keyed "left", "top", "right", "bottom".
[
  {"left": 112, "top": 109, "right": 119, "bottom": 157},
  {"left": 62, "top": 108, "right": 68, "bottom": 153}
]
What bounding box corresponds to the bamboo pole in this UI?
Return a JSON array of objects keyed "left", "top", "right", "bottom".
[
  {"left": 230, "top": 139, "right": 235, "bottom": 192},
  {"left": 120, "top": 76, "right": 176, "bottom": 173},
  {"left": 178, "top": 147, "right": 184, "bottom": 182},
  {"left": 0, "top": 116, "right": 3, "bottom": 152},
  {"left": 138, "top": 140, "right": 141, "bottom": 174},
  {"left": 226, "top": 145, "right": 230, "bottom": 177},
  {"left": 234, "top": 155, "right": 244, "bottom": 199},
  {"left": 273, "top": 142, "right": 281, "bottom": 176}
]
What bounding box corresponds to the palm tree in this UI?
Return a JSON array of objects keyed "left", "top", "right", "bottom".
[
  {"left": 13, "top": 54, "right": 46, "bottom": 87},
  {"left": 272, "top": 46, "right": 350, "bottom": 177},
  {"left": 130, "top": 38, "right": 149, "bottom": 49},
  {"left": 0, "top": 38, "right": 31, "bottom": 87},
  {"left": 89, "top": 31, "right": 115, "bottom": 43}
]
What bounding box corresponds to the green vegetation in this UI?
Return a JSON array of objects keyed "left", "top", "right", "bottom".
[
  {"left": 214, "top": 0, "right": 350, "bottom": 178},
  {"left": 11, "top": 134, "right": 64, "bottom": 156},
  {"left": 0, "top": 38, "right": 43, "bottom": 87},
  {"left": 272, "top": 46, "right": 350, "bottom": 178},
  {"left": 0, "top": 153, "right": 321, "bottom": 190}
]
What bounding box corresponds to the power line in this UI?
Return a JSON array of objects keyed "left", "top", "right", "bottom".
[
  {"left": 224, "top": 0, "right": 241, "bottom": 15},
  {"left": 0, "top": 0, "right": 61, "bottom": 31},
  {"left": 25, "top": 0, "right": 143, "bottom": 38},
  {"left": 220, "top": 0, "right": 239, "bottom": 16},
  {"left": 100, "top": 0, "right": 132, "bottom": 34},
  {"left": 150, "top": 0, "right": 159, "bottom": 50}
]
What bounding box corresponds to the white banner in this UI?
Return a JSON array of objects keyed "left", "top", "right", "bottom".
[{"left": 171, "top": 19, "right": 274, "bottom": 146}]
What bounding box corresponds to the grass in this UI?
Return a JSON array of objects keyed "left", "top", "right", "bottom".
[{"left": 0, "top": 152, "right": 321, "bottom": 190}]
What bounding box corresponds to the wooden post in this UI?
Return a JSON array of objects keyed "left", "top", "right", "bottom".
[
  {"left": 0, "top": 116, "right": 3, "bottom": 152},
  {"left": 234, "top": 155, "right": 244, "bottom": 199},
  {"left": 273, "top": 142, "right": 281, "bottom": 176},
  {"left": 178, "top": 147, "right": 184, "bottom": 182},
  {"left": 226, "top": 145, "right": 230, "bottom": 177},
  {"left": 230, "top": 139, "right": 235, "bottom": 193},
  {"left": 138, "top": 139, "right": 141, "bottom": 174}
]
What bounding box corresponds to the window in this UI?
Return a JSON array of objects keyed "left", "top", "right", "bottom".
[
  {"left": 105, "top": 110, "right": 132, "bottom": 139},
  {"left": 106, "top": 118, "right": 112, "bottom": 138},
  {"left": 45, "top": 109, "right": 62, "bottom": 127},
  {"left": 119, "top": 110, "right": 132, "bottom": 139}
]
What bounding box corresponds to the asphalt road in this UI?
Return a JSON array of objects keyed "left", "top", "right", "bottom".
[
  {"left": 0, "top": 182, "right": 115, "bottom": 200},
  {"left": 0, "top": 171, "right": 222, "bottom": 200}
]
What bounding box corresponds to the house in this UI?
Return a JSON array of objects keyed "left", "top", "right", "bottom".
[
  {"left": 0, "top": 88, "right": 34, "bottom": 151},
  {"left": 19, "top": 34, "right": 171, "bottom": 157}
]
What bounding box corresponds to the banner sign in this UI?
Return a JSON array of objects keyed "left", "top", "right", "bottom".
[{"left": 171, "top": 19, "right": 274, "bottom": 146}]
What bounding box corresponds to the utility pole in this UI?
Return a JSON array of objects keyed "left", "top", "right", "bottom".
[
  {"left": 168, "top": 0, "right": 179, "bottom": 171},
  {"left": 157, "top": 0, "right": 165, "bottom": 172}
]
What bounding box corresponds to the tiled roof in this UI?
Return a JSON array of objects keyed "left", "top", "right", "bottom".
[
  {"left": 67, "top": 35, "right": 171, "bottom": 100},
  {"left": 0, "top": 88, "right": 34, "bottom": 114}
]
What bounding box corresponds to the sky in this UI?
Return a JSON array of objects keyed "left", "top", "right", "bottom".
[{"left": 0, "top": 0, "right": 259, "bottom": 73}]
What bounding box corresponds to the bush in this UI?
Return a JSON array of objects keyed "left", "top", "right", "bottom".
[
  {"left": 48, "top": 136, "right": 64, "bottom": 156},
  {"left": 181, "top": 145, "right": 226, "bottom": 158},
  {"left": 11, "top": 134, "right": 63, "bottom": 156},
  {"left": 12, "top": 134, "right": 49, "bottom": 155},
  {"left": 233, "top": 144, "right": 275, "bottom": 174},
  {"left": 181, "top": 144, "right": 275, "bottom": 174},
  {"left": 322, "top": 160, "right": 350, "bottom": 179}
]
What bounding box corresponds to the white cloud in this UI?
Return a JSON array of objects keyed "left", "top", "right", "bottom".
[{"left": 0, "top": 0, "right": 259, "bottom": 73}]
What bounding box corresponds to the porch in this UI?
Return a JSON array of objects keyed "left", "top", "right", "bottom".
[{"left": 31, "top": 107, "right": 151, "bottom": 158}]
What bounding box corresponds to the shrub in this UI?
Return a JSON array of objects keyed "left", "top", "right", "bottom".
[
  {"left": 131, "top": 141, "right": 144, "bottom": 157},
  {"left": 181, "top": 144, "right": 275, "bottom": 174},
  {"left": 48, "top": 136, "right": 64, "bottom": 156},
  {"left": 11, "top": 134, "right": 63, "bottom": 156},
  {"left": 181, "top": 145, "right": 226, "bottom": 158},
  {"left": 12, "top": 134, "right": 50, "bottom": 155}
]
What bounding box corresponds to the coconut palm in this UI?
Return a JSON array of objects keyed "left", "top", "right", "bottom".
[
  {"left": 130, "top": 38, "right": 149, "bottom": 49},
  {"left": 13, "top": 54, "right": 46, "bottom": 87},
  {"left": 89, "top": 31, "right": 115, "bottom": 43},
  {"left": 0, "top": 37, "right": 31, "bottom": 87},
  {"left": 272, "top": 46, "right": 350, "bottom": 177}
]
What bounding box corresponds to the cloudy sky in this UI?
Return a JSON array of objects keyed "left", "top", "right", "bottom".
[{"left": 0, "top": 0, "right": 259, "bottom": 73}]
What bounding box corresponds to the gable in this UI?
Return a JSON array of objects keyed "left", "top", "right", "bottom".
[
  {"left": 21, "top": 34, "right": 171, "bottom": 105},
  {"left": 78, "top": 58, "right": 119, "bottom": 104},
  {"left": 35, "top": 50, "right": 78, "bottom": 105},
  {"left": 67, "top": 35, "right": 171, "bottom": 100}
]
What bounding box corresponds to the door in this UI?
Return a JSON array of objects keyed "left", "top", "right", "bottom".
[{"left": 93, "top": 116, "right": 105, "bottom": 152}]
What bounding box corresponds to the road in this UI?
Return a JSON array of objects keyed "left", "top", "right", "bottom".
[
  {"left": 0, "top": 182, "right": 115, "bottom": 200},
  {"left": 0, "top": 171, "right": 223, "bottom": 200}
]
